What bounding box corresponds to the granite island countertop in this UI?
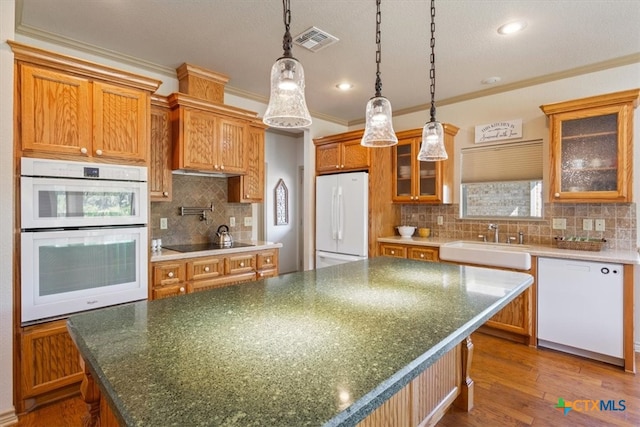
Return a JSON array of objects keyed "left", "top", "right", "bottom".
[{"left": 67, "top": 257, "right": 533, "bottom": 426}]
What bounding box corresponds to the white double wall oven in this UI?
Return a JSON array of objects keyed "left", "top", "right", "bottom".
[{"left": 20, "top": 158, "right": 149, "bottom": 324}]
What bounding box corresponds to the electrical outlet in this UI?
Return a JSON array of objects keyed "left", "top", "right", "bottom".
[
  {"left": 437, "top": 215, "right": 444, "bottom": 225},
  {"left": 582, "top": 219, "right": 593, "bottom": 231},
  {"left": 244, "top": 217, "right": 252, "bottom": 226},
  {"left": 552, "top": 218, "right": 566, "bottom": 230},
  {"left": 595, "top": 219, "right": 605, "bottom": 231},
  {"left": 160, "top": 218, "right": 168, "bottom": 230},
  {"left": 229, "top": 217, "right": 236, "bottom": 227}
]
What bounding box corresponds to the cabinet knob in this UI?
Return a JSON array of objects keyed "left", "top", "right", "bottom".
[
  {"left": 167, "top": 271, "right": 174, "bottom": 278},
  {"left": 214, "top": 164, "right": 219, "bottom": 170},
  {"left": 420, "top": 254, "right": 425, "bottom": 258},
  {"left": 259, "top": 272, "right": 264, "bottom": 277},
  {"left": 95, "top": 149, "right": 103, "bottom": 156},
  {"left": 341, "top": 165, "right": 345, "bottom": 168},
  {"left": 240, "top": 262, "right": 245, "bottom": 267},
  {"left": 266, "top": 258, "right": 271, "bottom": 263},
  {"left": 220, "top": 165, "right": 225, "bottom": 170},
  {"left": 163, "top": 191, "right": 169, "bottom": 197},
  {"left": 390, "top": 250, "right": 395, "bottom": 255},
  {"left": 335, "top": 165, "right": 340, "bottom": 169},
  {"left": 204, "top": 266, "right": 210, "bottom": 272},
  {"left": 245, "top": 194, "right": 250, "bottom": 198},
  {"left": 179, "top": 286, "right": 185, "bottom": 293},
  {"left": 80, "top": 147, "right": 88, "bottom": 155},
  {"left": 554, "top": 192, "right": 560, "bottom": 198}
]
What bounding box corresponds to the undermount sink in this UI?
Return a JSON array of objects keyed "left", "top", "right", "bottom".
[{"left": 439, "top": 241, "right": 532, "bottom": 270}]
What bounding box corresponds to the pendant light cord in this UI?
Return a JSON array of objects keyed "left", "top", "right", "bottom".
[
  {"left": 374, "top": 0, "right": 382, "bottom": 97},
  {"left": 282, "top": 0, "right": 293, "bottom": 58},
  {"left": 429, "top": 0, "right": 437, "bottom": 122}
]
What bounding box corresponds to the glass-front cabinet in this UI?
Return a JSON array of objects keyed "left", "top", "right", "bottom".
[
  {"left": 392, "top": 125, "right": 458, "bottom": 203},
  {"left": 541, "top": 89, "right": 639, "bottom": 203}
]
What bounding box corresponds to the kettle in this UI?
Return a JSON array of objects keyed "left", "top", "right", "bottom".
[{"left": 215, "top": 224, "right": 233, "bottom": 247}]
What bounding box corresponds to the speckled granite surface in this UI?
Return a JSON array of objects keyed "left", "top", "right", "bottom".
[{"left": 67, "top": 257, "right": 532, "bottom": 427}]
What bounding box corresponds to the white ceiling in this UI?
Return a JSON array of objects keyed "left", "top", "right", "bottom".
[{"left": 15, "top": 0, "right": 640, "bottom": 126}]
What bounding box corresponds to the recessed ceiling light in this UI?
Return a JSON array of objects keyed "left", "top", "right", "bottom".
[
  {"left": 336, "top": 83, "right": 354, "bottom": 91},
  {"left": 481, "top": 76, "right": 501, "bottom": 85},
  {"left": 497, "top": 21, "right": 527, "bottom": 35}
]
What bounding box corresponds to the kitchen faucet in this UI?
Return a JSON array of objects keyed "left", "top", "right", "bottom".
[{"left": 488, "top": 223, "right": 499, "bottom": 243}]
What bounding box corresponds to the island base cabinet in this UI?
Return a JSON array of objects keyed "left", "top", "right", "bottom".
[
  {"left": 17, "top": 320, "right": 84, "bottom": 413},
  {"left": 358, "top": 338, "right": 474, "bottom": 427}
]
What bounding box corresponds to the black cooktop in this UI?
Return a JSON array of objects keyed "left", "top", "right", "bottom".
[{"left": 164, "top": 242, "right": 255, "bottom": 253}]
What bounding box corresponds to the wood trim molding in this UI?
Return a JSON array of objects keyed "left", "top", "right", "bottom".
[{"left": 8, "top": 40, "right": 161, "bottom": 92}]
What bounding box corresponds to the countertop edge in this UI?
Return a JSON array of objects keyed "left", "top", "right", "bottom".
[
  {"left": 329, "top": 273, "right": 534, "bottom": 426},
  {"left": 377, "top": 236, "right": 640, "bottom": 265},
  {"left": 150, "top": 241, "right": 283, "bottom": 262}
]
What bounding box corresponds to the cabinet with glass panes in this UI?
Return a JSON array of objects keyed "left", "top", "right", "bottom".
[
  {"left": 541, "top": 89, "right": 639, "bottom": 203},
  {"left": 392, "top": 125, "right": 458, "bottom": 204}
]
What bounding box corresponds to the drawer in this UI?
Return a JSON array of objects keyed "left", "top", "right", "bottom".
[
  {"left": 227, "top": 254, "right": 256, "bottom": 275},
  {"left": 152, "top": 262, "right": 185, "bottom": 286},
  {"left": 380, "top": 244, "right": 407, "bottom": 258},
  {"left": 256, "top": 251, "right": 277, "bottom": 270},
  {"left": 408, "top": 247, "right": 438, "bottom": 262},
  {"left": 187, "top": 257, "right": 224, "bottom": 280}
]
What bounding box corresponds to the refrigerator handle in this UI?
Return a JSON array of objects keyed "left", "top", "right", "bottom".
[
  {"left": 331, "top": 186, "right": 337, "bottom": 240},
  {"left": 337, "top": 186, "right": 344, "bottom": 240}
]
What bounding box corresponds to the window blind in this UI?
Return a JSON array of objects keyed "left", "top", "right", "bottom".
[{"left": 461, "top": 140, "right": 543, "bottom": 183}]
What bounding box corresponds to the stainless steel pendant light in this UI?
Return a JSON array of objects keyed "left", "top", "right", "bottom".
[
  {"left": 263, "top": 0, "right": 312, "bottom": 129},
  {"left": 417, "top": 0, "right": 447, "bottom": 161},
  {"left": 361, "top": 0, "right": 397, "bottom": 147}
]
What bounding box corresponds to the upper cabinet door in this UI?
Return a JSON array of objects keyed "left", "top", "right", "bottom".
[
  {"left": 20, "top": 65, "right": 91, "bottom": 156},
  {"left": 217, "top": 118, "right": 247, "bottom": 174},
  {"left": 542, "top": 89, "right": 639, "bottom": 203},
  {"left": 314, "top": 131, "right": 370, "bottom": 175},
  {"left": 392, "top": 125, "right": 457, "bottom": 204},
  {"left": 93, "top": 81, "right": 149, "bottom": 162},
  {"left": 176, "top": 107, "right": 218, "bottom": 171}
]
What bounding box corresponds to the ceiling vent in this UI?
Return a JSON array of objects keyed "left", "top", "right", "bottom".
[{"left": 293, "top": 27, "right": 339, "bottom": 52}]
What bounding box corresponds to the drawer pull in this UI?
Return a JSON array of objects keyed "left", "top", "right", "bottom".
[
  {"left": 167, "top": 271, "right": 174, "bottom": 278},
  {"left": 204, "top": 267, "right": 210, "bottom": 272},
  {"left": 240, "top": 262, "right": 245, "bottom": 267},
  {"left": 179, "top": 287, "right": 185, "bottom": 293},
  {"left": 266, "top": 258, "right": 271, "bottom": 263},
  {"left": 420, "top": 254, "right": 425, "bottom": 258},
  {"left": 390, "top": 250, "right": 395, "bottom": 255}
]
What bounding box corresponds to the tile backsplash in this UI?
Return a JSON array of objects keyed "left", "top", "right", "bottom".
[
  {"left": 150, "top": 174, "right": 252, "bottom": 246},
  {"left": 401, "top": 203, "right": 636, "bottom": 251}
]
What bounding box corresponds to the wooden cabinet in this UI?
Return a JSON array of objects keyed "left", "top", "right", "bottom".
[
  {"left": 228, "top": 125, "right": 267, "bottom": 203},
  {"left": 541, "top": 89, "right": 639, "bottom": 203},
  {"left": 392, "top": 125, "right": 458, "bottom": 204},
  {"left": 150, "top": 95, "right": 173, "bottom": 201},
  {"left": 151, "top": 248, "right": 279, "bottom": 300},
  {"left": 18, "top": 320, "right": 83, "bottom": 412},
  {"left": 315, "top": 131, "right": 370, "bottom": 174},
  {"left": 256, "top": 249, "right": 279, "bottom": 279},
  {"left": 441, "top": 256, "right": 535, "bottom": 345},
  {"left": 12, "top": 42, "right": 160, "bottom": 164},
  {"left": 169, "top": 93, "right": 263, "bottom": 175},
  {"left": 151, "top": 261, "right": 187, "bottom": 299},
  {"left": 379, "top": 242, "right": 439, "bottom": 262}
]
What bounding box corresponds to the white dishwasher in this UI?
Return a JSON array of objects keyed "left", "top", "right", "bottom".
[{"left": 537, "top": 257, "right": 623, "bottom": 366}]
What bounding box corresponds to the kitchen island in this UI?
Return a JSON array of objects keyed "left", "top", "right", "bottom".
[{"left": 67, "top": 257, "right": 533, "bottom": 426}]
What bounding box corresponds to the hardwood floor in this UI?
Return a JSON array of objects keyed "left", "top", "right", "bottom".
[{"left": 15, "top": 333, "right": 639, "bottom": 426}]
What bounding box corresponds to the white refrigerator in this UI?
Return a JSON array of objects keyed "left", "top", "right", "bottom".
[{"left": 315, "top": 172, "right": 368, "bottom": 268}]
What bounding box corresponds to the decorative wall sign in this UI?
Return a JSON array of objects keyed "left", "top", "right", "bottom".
[
  {"left": 274, "top": 179, "right": 288, "bottom": 225},
  {"left": 474, "top": 119, "right": 522, "bottom": 143}
]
